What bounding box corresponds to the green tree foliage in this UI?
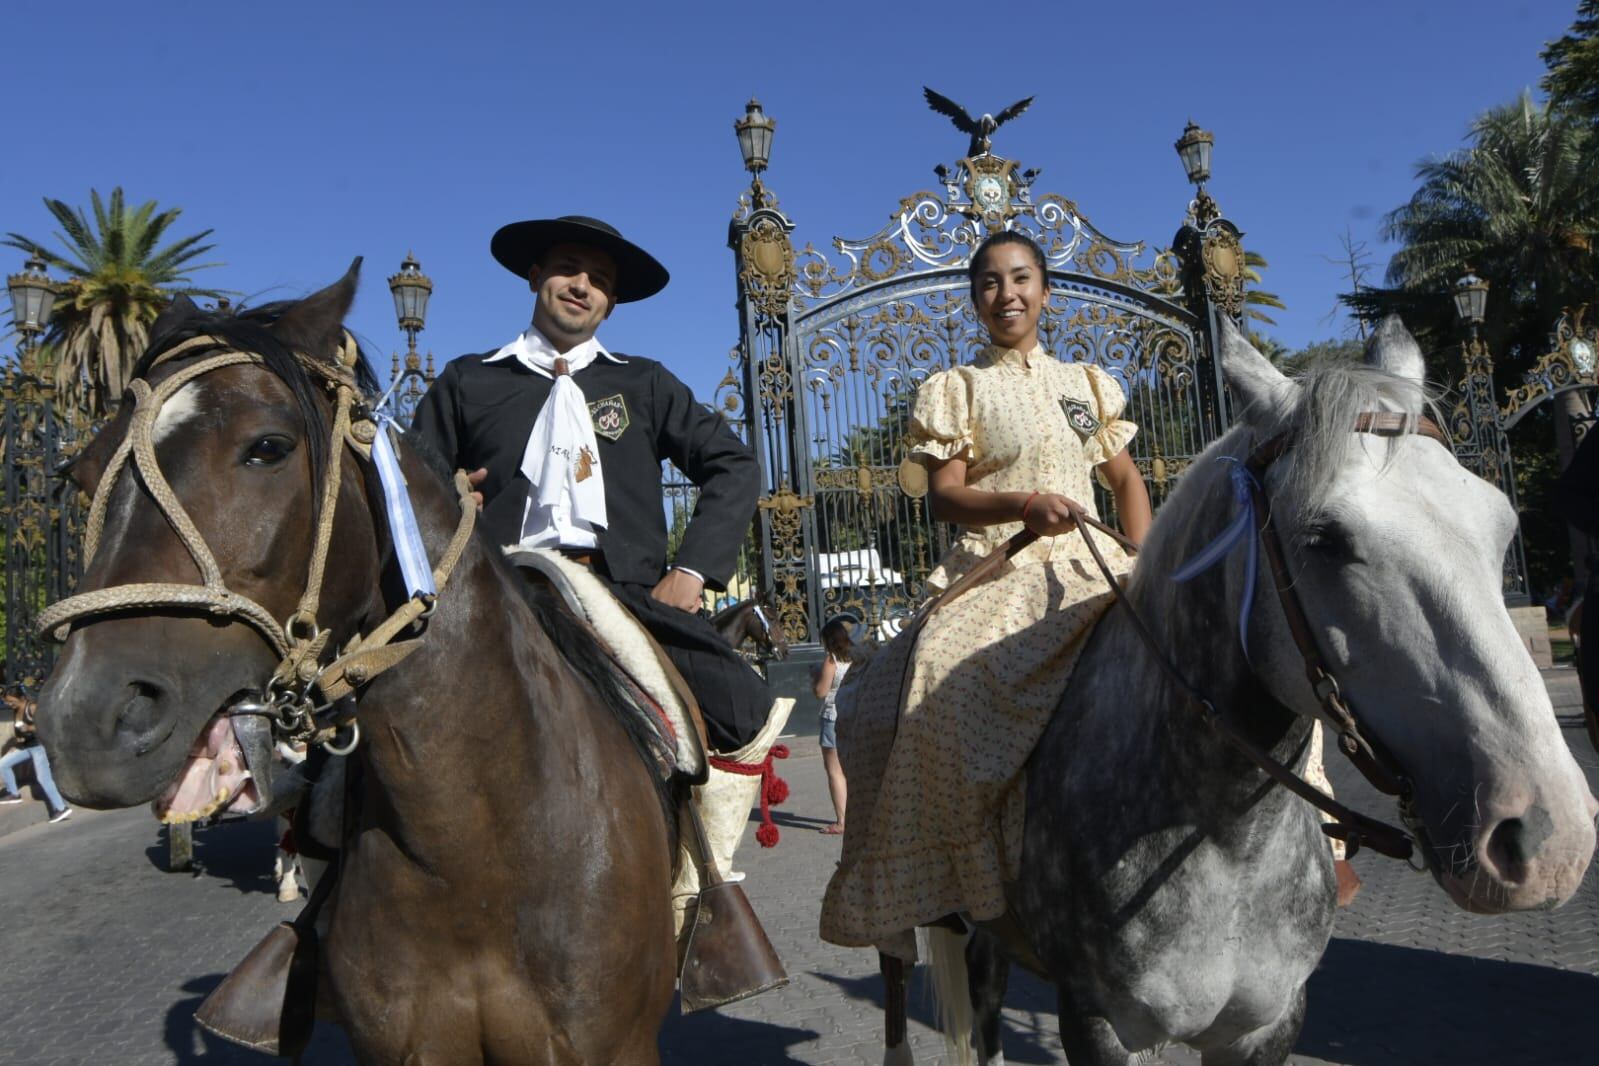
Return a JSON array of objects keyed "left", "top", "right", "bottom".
[
  {"left": 1343, "top": 89, "right": 1599, "bottom": 598},
  {"left": 1242, "top": 250, "right": 1286, "bottom": 328},
  {"left": 1544, "top": 1, "right": 1599, "bottom": 121},
  {"left": 4, "top": 188, "right": 226, "bottom": 414}
]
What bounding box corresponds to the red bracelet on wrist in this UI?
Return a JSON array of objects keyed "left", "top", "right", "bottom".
[{"left": 1021, "top": 491, "right": 1041, "bottom": 522}]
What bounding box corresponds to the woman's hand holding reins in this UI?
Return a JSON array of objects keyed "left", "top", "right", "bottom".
[{"left": 1020, "top": 492, "right": 1079, "bottom": 537}]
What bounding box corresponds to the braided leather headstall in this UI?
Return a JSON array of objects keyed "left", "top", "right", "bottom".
[{"left": 35, "top": 335, "right": 477, "bottom": 751}]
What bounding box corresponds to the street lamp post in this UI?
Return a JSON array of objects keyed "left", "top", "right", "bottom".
[
  {"left": 7, "top": 255, "right": 58, "bottom": 365},
  {"left": 385, "top": 252, "right": 435, "bottom": 422},
  {"left": 1174, "top": 120, "right": 1218, "bottom": 226},
  {"left": 1453, "top": 270, "right": 1489, "bottom": 340},
  {"left": 1452, "top": 270, "right": 1533, "bottom": 604},
  {"left": 734, "top": 98, "right": 777, "bottom": 206}
]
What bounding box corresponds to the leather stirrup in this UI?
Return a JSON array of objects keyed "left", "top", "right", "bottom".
[
  {"left": 677, "top": 802, "right": 787, "bottom": 1012},
  {"left": 194, "top": 862, "right": 336, "bottom": 1056}
]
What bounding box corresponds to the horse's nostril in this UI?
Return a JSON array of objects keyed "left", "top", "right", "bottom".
[
  {"left": 1484, "top": 805, "right": 1555, "bottom": 883},
  {"left": 115, "top": 680, "right": 170, "bottom": 752}
]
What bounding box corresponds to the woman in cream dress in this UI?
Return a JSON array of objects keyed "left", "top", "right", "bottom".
[{"left": 821, "top": 231, "right": 1153, "bottom": 954}]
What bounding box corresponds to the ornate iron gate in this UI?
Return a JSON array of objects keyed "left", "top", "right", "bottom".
[
  {"left": 724, "top": 116, "right": 1247, "bottom": 644},
  {"left": 1450, "top": 305, "right": 1599, "bottom": 603},
  {"left": 1, "top": 353, "right": 100, "bottom": 687}
]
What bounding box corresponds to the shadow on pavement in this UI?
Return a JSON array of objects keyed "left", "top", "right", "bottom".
[
  {"left": 659, "top": 993, "right": 818, "bottom": 1063},
  {"left": 812, "top": 965, "right": 1063, "bottom": 1064},
  {"left": 765, "top": 808, "right": 837, "bottom": 832},
  {"left": 141, "top": 818, "right": 278, "bottom": 895},
  {"left": 1299, "top": 937, "right": 1599, "bottom": 1064}
]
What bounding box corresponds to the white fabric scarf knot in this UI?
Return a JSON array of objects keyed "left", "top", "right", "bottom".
[{"left": 489, "top": 328, "right": 608, "bottom": 546}]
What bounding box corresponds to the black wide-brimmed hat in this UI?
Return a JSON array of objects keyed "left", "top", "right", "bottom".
[{"left": 490, "top": 215, "right": 669, "bottom": 303}]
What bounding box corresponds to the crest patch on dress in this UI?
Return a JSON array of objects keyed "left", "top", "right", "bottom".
[
  {"left": 588, "top": 394, "right": 630, "bottom": 441},
  {"left": 1059, "top": 397, "right": 1101, "bottom": 439}
]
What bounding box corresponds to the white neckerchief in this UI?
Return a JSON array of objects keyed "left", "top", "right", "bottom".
[{"left": 486, "top": 326, "right": 610, "bottom": 548}]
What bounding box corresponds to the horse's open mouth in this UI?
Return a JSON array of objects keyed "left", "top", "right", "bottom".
[{"left": 151, "top": 713, "right": 266, "bottom": 824}]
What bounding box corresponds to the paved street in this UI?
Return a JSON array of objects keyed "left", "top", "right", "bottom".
[{"left": 3, "top": 669, "right": 1598, "bottom": 1065}]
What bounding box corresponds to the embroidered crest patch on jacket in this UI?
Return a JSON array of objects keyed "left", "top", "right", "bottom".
[
  {"left": 588, "top": 394, "right": 630, "bottom": 441},
  {"left": 1059, "top": 397, "right": 1101, "bottom": 439}
]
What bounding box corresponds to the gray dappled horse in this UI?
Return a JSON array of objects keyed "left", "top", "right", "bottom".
[
  {"left": 900, "top": 318, "right": 1597, "bottom": 1065},
  {"left": 35, "top": 267, "right": 688, "bottom": 1063}
]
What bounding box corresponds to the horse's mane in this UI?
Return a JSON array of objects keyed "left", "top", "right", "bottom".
[
  {"left": 1128, "top": 360, "right": 1432, "bottom": 646},
  {"left": 134, "top": 303, "right": 384, "bottom": 525}
]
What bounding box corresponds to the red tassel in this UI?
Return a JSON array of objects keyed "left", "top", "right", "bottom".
[{"left": 709, "top": 742, "right": 793, "bottom": 851}]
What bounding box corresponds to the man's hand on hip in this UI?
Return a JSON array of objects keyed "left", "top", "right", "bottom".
[{"left": 650, "top": 569, "right": 704, "bottom": 612}]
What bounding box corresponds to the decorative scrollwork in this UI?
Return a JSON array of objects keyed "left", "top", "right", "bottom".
[
  {"left": 789, "top": 152, "right": 1180, "bottom": 312},
  {"left": 757, "top": 483, "right": 814, "bottom": 642},
  {"left": 1500, "top": 305, "right": 1599, "bottom": 429},
  {"left": 739, "top": 215, "right": 797, "bottom": 324},
  {"left": 1198, "top": 220, "right": 1246, "bottom": 321}
]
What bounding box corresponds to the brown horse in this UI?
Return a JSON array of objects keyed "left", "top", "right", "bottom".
[
  {"left": 709, "top": 596, "right": 789, "bottom": 662},
  {"left": 35, "top": 266, "right": 685, "bottom": 1063}
]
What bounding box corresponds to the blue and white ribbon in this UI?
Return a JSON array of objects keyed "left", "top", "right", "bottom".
[
  {"left": 1171, "top": 457, "right": 1259, "bottom": 658},
  {"left": 370, "top": 416, "right": 437, "bottom": 598}
]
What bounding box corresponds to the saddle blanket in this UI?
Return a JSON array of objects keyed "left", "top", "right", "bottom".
[{"left": 505, "top": 548, "right": 705, "bottom": 779}]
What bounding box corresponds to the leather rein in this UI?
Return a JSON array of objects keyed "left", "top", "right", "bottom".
[
  {"left": 36, "top": 335, "right": 478, "bottom": 753},
  {"left": 941, "top": 411, "right": 1448, "bottom": 865}
]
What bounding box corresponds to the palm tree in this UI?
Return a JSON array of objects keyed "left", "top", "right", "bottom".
[
  {"left": 1379, "top": 93, "right": 1599, "bottom": 459},
  {"left": 1382, "top": 93, "right": 1599, "bottom": 333},
  {"left": 1369, "top": 91, "right": 1599, "bottom": 594},
  {"left": 1242, "top": 249, "right": 1285, "bottom": 329},
  {"left": 4, "top": 188, "right": 226, "bottom": 414}
]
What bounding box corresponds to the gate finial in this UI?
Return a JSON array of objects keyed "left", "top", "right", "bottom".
[{"left": 922, "top": 87, "right": 1033, "bottom": 157}]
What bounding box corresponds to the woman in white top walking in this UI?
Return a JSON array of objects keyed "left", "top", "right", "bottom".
[{"left": 812, "top": 617, "right": 857, "bottom": 835}]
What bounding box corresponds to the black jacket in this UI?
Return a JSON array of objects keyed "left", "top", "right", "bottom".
[{"left": 409, "top": 350, "right": 760, "bottom": 590}]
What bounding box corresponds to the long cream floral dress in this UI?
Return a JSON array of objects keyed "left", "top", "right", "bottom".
[{"left": 819, "top": 343, "right": 1138, "bottom": 955}]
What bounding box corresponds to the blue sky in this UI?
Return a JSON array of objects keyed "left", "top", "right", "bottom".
[{"left": 0, "top": 0, "right": 1564, "bottom": 401}]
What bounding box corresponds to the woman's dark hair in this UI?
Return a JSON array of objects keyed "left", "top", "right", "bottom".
[
  {"left": 967, "top": 230, "right": 1047, "bottom": 298},
  {"left": 821, "top": 617, "right": 857, "bottom": 662}
]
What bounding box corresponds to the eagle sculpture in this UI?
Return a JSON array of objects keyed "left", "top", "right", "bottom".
[{"left": 922, "top": 87, "right": 1034, "bottom": 157}]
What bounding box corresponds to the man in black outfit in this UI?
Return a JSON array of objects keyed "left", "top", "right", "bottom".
[{"left": 410, "top": 215, "right": 771, "bottom": 753}]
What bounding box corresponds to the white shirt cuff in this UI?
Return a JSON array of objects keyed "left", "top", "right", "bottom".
[{"left": 670, "top": 565, "right": 705, "bottom": 584}]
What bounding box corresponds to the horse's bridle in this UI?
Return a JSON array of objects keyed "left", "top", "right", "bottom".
[
  {"left": 36, "top": 335, "right": 478, "bottom": 749},
  {"left": 1065, "top": 410, "right": 1449, "bottom": 865}
]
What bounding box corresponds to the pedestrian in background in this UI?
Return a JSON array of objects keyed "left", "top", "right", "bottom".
[
  {"left": 812, "top": 616, "right": 859, "bottom": 835},
  {"left": 1, "top": 683, "right": 71, "bottom": 823}
]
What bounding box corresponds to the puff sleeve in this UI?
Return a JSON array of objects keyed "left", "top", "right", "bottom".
[
  {"left": 905, "top": 369, "right": 976, "bottom": 464},
  {"left": 1081, "top": 364, "right": 1138, "bottom": 466}
]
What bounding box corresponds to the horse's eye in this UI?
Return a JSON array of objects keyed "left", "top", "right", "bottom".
[
  {"left": 244, "top": 435, "right": 295, "bottom": 466},
  {"left": 1303, "top": 521, "right": 1353, "bottom": 559}
]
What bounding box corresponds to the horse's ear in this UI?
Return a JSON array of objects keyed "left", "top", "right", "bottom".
[
  {"left": 272, "top": 257, "right": 362, "bottom": 361},
  {"left": 150, "top": 295, "right": 200, "bottom": 340},
  {"left": 1364, "top": 314, "right": 1426, "bottom": 386},
  {"left": 1217, "top": 316, "right": 1291, "bottom": 416}
]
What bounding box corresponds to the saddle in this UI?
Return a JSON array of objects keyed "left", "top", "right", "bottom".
[{"left": 505, "top": 547, "right": 708, "bottom": 781}]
